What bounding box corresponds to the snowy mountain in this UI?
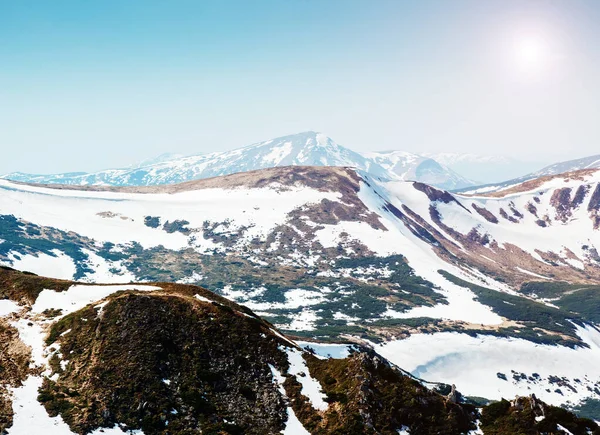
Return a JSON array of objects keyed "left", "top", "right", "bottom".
[
  {"left": 363, "top": 150, "right": 476, "bottom": 189},
  {"left": 2, "top": 267, "right": 593, "bottom": 434},
  {"left": 2, "top": 166, "right": 600, "bottom": 412},
  {"left": 2, "top": 132, "right": 475, "bottom": 190},
  {"left": 528, "top": 154, "right": 600, "bottom": 178}
]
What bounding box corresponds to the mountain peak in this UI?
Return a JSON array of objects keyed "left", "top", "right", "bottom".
[
  {"left": 257, "top": 131, "right": 331, "bottom": 147},
  {"left": 2, "top": 132, "right": 475, "bottom": 190}
]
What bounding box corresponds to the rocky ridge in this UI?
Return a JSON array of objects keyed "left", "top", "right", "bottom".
[{"left": 0, "top": 266, "right": 597, "bottom": 435}]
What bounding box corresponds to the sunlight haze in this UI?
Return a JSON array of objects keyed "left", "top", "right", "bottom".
[{"left": 1, "top": 0, "right": 598, "bottom": 174}]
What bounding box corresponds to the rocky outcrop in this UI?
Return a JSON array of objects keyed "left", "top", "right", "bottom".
[
  {"left": 0, "top": 320, "right": 30, "bottom": 432},
  {"left": 588, "top": 185, "right": 600, "bottom": 229},
  {"left": 550, "top": 185, "right": 590, "bottom": 223},
  {"left": 481, "top": 395, "right": 599, "bottom": 435},
  {"left": 472, "top": 204, "right": 499, "bottom": 224},
  {"left": 413, "top": 182, "right": 470, "bottom": 212}
]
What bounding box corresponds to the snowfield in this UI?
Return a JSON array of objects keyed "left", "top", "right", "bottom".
[
  {"left": 375, "top": 324, "right": 600, "bottom": 407},
  {"left": 5, "top": 250, "right": 76, "bottom": 281},
  {"left": 0, "top": 179, "right": 339, "bottom": 254}
]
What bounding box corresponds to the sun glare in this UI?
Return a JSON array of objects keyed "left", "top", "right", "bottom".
[{"left": 512, "top": 34, "right": 552, "bottom": 76}]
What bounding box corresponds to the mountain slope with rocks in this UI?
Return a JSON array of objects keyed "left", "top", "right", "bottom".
[
  {"left": 0, "top": 266, "right": 597, "bottom": 435},
  {"left": 1, "top": 166, "right": 600, "bottom": 409}
]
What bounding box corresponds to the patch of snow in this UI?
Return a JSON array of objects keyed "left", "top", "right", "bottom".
[
  {"left": 79, "top": 249, "right": 136, "bottom": 284},
  {"left": 94, "top": 301, "right": 109, "bottom": 317},
  {"left": 515, "top": 267, "right": 553, "bottom": 280},
  {"left": 262, "top": 142, "right": 293, "bottom": 165},
  {"left": 13, "top": 319, "right": 47, "bottom": 367},
  {"left": 194, "top": 294, "right": 213, "bottom": 303},
  {"left": 177, "top": 272, "right": 204, "bottom": 284},
  {"left": 375, "top": 323, "right": 600, "bottom": 407},
  {"left": 0, "top": 300, "right": 19, "bottom": 317},
  {"left": 333, "top": 312, "right": 360, "bottom": 322},
  {"left": 557, "top": 424, "right": 574, "bottom": 435},
  {"left": 563, "top": 257, "right": 585, "bottom": 270},
  {"left": 241, "top": 289, "right": 325, "bottom": 311},
  {"left": 285, "top": 348, "right": 328, "bottom": 411},
  {"left": 468, "top": 420, "right": 484, "bottom": 434},
  {"left": 7, "top": 376, "right": 75, "bottom": 434},
  {"left": 32, "top": 284, "right": 161, "bottom": 318},
  {"left": 221, "top": 285, "right": 266, "bottom": 302},
  {"left": 284, "top": 310, "right": 319, "bottom": 331},
  {"left": 89, "top": 426, "right": 145, "bottom": 434},
  {"left": 6, "top": 250, "right": 76, "bottom": 281},
  {"left": 268, "top": 365, "right": 311, "bottom": 435}
]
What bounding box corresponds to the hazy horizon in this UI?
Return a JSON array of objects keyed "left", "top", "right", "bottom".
[
  {"left": 2, "top": 129, "right": 557, "bottom": 176},
  {"left": 2, "top": 0, "right": 599, "bottom": 174}
]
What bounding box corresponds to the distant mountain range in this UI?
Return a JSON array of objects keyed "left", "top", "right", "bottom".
[
  {"left": 2, "top": 132, "right": 475, "bottom": 190},
  {"left": 528, "top": 154, "right": 600, "bottom": 178},
  {"left": 462, "top": 153, "right": 600, "bottom": 194},
  {"left": 422, "top": 152, "right": 544, "bottom": 184},
  {"left": 4, "top": 132, "right": 598, "bottom": 193},
  {"left": 362, "top": 150, "right": 477, "bottom": 189}
]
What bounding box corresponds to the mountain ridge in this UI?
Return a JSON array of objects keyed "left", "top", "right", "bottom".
[{"left": 2, "top": 132, "right": 475, "bottom": 190}]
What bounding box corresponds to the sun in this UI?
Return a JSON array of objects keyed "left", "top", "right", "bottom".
[{"left": 513, "top": 35, "right": 549, "bottom": 74}]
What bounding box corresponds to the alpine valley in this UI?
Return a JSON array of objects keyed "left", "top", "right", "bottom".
[{"left": 2, "top": 134, "right": 600, "bottom": 434}]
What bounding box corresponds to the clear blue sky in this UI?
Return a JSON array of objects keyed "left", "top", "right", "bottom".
[{"left": 1, "top": 0, "right": 599, "bottom": 174}]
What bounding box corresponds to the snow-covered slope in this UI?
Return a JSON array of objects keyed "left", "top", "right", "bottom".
[
  {"left": 2, "top": 132, "right": 475, "bottom": 190},
  {"left": 376, "top": 324, "right": 600, "bottom": 410},
  {"left": 1, "top": 166, "right": 600, "bottom": 407},
  {"left": 393, "top": 168, "right": 600, "bottom": 286}
]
